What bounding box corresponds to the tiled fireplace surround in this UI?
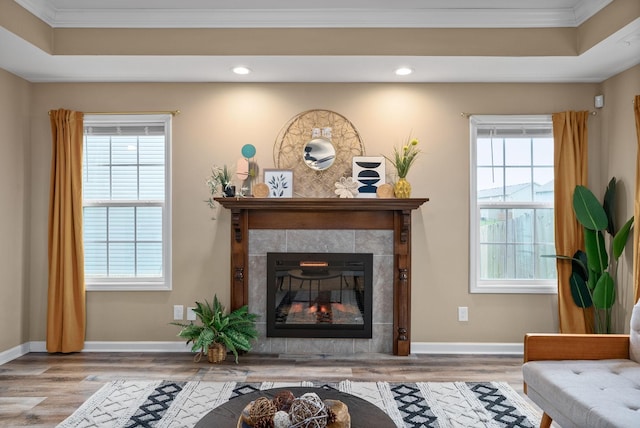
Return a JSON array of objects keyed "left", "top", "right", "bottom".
[
  {"left": 215, "top": 198, "right": 427, "bottom": 356},
  {"left": 248, "top": 229, "right": 394, "bottom": 354}
]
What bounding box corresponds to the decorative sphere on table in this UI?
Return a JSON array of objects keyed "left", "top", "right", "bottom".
[
  {"left": 273, "top": 411, "right": 290, "bottom": 428},
  {"left": 273, "top": 390, "right": 296, "bottom": 411},
  {"left": 289, "top": 393, "right": 329, "bottom": 427},
  {"left": 248, "top": 397, "right": 276, "bottom": 427}
]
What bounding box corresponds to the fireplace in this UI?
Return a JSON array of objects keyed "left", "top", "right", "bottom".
[
  {"left": 214, "top": 197, "right": 427, "bottom": 355},
  {"left": 266, "top": 252, "right": 373, "bottom": 338}
]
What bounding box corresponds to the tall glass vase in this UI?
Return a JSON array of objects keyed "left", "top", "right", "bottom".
[{"left": 394, "top": 177, "right": 411, "bottom": 198}]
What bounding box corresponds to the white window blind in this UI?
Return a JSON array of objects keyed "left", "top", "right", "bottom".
[
  {"left": 82, "top": 114, "right": 171, "bottom": 291},
  {"left": 470, "top": 115, "right": 556, "bottom": 294}
]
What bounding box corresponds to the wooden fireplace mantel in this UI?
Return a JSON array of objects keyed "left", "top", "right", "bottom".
[{"left": 214, "top": 197, "right": 428, "bottom": 356}]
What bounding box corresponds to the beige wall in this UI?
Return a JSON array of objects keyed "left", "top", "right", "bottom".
[
  {"left": 601, "top": 64, "right": 640, "bottom": 332},
  {"left": 0, "top": 69, "right": 30, "bottom": 352},
  {"left": 0, "top": 6, "right": 638, "bottom": 357},
  {"left": 26, "top": 81, "right": 610, "bottom": 346}
]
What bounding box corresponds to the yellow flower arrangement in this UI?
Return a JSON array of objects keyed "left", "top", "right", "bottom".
[{"left": 385, "top": 137, "right": 420, "bottom": 178}]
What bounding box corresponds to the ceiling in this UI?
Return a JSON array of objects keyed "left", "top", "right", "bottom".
[{"left": 1, "top": 0, "right": 640, "bottom": 83}]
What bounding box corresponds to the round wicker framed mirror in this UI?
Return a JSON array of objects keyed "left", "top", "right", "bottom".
[{"left": 273, "top": 109, "right": 365, "bottom": 197}]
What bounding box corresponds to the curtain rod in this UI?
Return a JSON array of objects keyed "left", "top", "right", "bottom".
[
  {"left": 48, "top": 110, "right": 180, "bottom": 116},
  {"left": 460, "top": 111, "right": 597, "bottom": 118}
]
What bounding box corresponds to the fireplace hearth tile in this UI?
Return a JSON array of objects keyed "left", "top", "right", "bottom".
[
  {"left": 251, "top": 323, "right": 270, "bottom": 353},
  {"left": 270, "top": 337, "right": 287, "bottom": 354},
  {"left": 355, "top": 230, "right": 393, "bottom": 255},
  {"left": 286, "top": 230, "right": 355, "bottom": 253},
  {"left": 354, "top": 338, "right": 371, "bottom": 353},
  {"left": 372, "top": 324, "right": 393, "bottom": 354},
  {"left": 249, "top": 230, "right": 286, "bottom": 255},
  {"left": 248, "top": 255, "right": 267, "bottom": 318},
  {"left": 286, "top": 338, "right": 345, "bottom": 354},
  {"left": 372, "top": 255, "right": 393, "bottom": 324},
  {"left": 334, "top": 339, "right": 356, "bottom": 354}
]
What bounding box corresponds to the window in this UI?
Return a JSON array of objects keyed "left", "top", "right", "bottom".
[
  {"left": 82, "top": 114, "right": 171, "bottom": 291},
  {"left": 470, "top": 115, "right": 556, "bottom": 294}
]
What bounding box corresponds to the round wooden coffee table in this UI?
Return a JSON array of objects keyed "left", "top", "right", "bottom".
[{"left": 195, "top": 386, "right": 396, "bottom": 428}]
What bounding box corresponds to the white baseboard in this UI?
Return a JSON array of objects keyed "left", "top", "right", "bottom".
[
  {"left": 27, "top": 341, "right": 191, "bottom": 353},
  {"left": 2, "top": 341, "right": 523, "bottom": 365},
  {"left": 411, "top": 342, "right": 523, "bottom": 355},
  {"left": 0, "top": 343, "right": 31, "bottom": 365}
]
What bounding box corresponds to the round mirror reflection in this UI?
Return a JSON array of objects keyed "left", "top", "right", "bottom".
[{"left": 303, "top": 137, "right": 336, "bottom": 171}]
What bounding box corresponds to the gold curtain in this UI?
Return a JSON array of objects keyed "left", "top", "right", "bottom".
[
  {"left": 552, "top": 111, "right": 591, "bottom": 333},
  {"left": 47, "top": 109, "right": 86, "bottom": 353},
  {"left": 634, "top": 95, "right": 640, "bottom": 303}
]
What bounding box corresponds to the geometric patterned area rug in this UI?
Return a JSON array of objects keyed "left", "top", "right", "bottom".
[{"left": 57, "top": 380, "right": 541, "bottom": 428}]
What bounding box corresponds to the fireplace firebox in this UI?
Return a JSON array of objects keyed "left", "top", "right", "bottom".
[{"left": 267, "top": 252, "right": 373, "bottom": 338}]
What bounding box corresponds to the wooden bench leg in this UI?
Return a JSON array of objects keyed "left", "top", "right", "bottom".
[{"left": 539, "top": 412, "right": 552, "bottom": 428}]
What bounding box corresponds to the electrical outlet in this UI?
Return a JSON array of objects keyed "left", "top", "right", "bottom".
[
  {"left": 187, "top": 307, "right": 196, "bottom": 321},
  {"left": 458, "top": 306, "right": 469, "bottom": 322},
  {"left": 173, "top": 304, "right": 184, "bottom": 320}
]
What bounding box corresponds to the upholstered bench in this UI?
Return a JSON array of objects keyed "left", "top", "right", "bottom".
[{"left": 522, "top": 301, "right": 640, "bottom": 428}]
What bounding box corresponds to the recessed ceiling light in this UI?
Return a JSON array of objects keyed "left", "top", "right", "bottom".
[
  {"left": 395, "top": 67, "right": 413, "bottom": 76},
  {"left": 232, "top": 66, "right": 251, "bottom": 75}
]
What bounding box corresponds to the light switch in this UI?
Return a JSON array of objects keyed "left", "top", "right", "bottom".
[{"left": 173, "top": 305, "right": 184, "bottom": 320}]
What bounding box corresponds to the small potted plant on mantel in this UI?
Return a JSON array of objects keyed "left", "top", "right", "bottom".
[
  {"left": 206, "top": 164, "right": 235, "bottom": 201},
  {"left": 172, "top": 295, "right": 258, "bottom": 363}
]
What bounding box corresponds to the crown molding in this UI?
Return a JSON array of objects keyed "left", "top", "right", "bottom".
[
  {"left": 573, "top": 0, "right": 613, "bottom": 25},
  {"left": 14, "top": 0, "right": 612, "bottom": 29},
  {"left": 14, "top": 0, "right": 58, "bottom": 26}
]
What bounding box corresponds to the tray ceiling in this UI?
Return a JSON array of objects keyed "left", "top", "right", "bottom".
[{"left": 1, "top": 0, "right": 639, "bottom": 83}]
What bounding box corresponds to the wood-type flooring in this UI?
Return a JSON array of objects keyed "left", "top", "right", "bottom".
[{"left": 0, "top": 351, "right": 535, "bottom": 427}]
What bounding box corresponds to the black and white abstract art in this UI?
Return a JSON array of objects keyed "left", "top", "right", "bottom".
[{"left": 353, "top": 156, "right": 385, "bottom": 198}]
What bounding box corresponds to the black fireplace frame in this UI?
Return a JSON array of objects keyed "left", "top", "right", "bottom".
[{"left": 266, "top": 252, "right": 373, "bottom": 339}]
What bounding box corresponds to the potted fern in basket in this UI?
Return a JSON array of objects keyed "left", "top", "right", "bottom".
[{"left": 172, "top": 295, "right": 258, "bottom": 363}]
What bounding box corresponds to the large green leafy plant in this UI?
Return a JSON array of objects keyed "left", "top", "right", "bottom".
[
  {"left": 172, "top": 295, "right": 258, "bottom": 363},
  {"left": 556, "top": 178, "right": 634, "bottom": 333}
]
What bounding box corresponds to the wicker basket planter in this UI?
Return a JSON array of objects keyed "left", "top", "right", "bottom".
[
  {"left": 172, "top": 295, "right": 258, "bottom": 364},
  {"left": 208, "top": 343, "right": 227, "bottom": 363}
]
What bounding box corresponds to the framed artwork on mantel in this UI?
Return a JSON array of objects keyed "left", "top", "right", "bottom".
[
  {"left": 352, "top": 156, "right": 385, "bottom": 198},
  {"left": 264, "top": 169, "right": 293, "bottom": 197}
]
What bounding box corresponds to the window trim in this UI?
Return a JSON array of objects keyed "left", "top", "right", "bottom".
[
  {"left": 83, "top": 114, "right": 172, "bottom": 292},
  {"left": 469, "top": 115, "right": 557, "bottom": 294}
]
